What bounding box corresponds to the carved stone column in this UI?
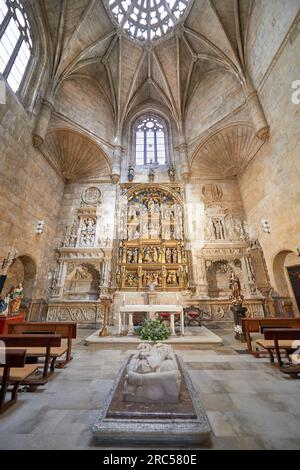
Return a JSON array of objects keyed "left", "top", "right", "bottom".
[
  {"left": 243, "top": 79, "right": 269, "bottom": 140},
  {"left": 241, "top": 255, "right": 259, "bottom": 298},
  {"left": 56, "top": 261, "right": 68, "bottom": 300},
  {"left": 111, "top": 145, "right": 122, "bottom": 183},
  {"left": 99, "top": 255, "right": 112, "bottom": 297},
  {"left": 195, "top": 255, "right": 209, "bottom": 298},
  {"left": 33, "top": 86, "right": 55, "bottom": 147},
  {"left": 177, "top": 143, "right": 191, "bottom": 182}
]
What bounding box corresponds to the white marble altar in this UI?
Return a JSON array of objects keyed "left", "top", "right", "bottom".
[{"left": 119, "top": 304, "right": 184, "bottom": 336}]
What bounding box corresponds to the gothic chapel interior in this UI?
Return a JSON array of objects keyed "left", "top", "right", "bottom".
[{"left": 0, "top": 0, "right": 300, "bottom": 452}]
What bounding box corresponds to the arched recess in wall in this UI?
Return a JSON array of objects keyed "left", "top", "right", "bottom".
[
  {"left": 273, "top": 250, "right": 300, "bottom": 314},
  {"left": 42, "top": 128, "right": 112, "bottom": 182},
  {"left": 4, "top": 255, "right": 37, "bottom": 305},
  {"left": 65, "top": 264, "right": 100, "bottom": 301},
  {"left": 190, "top": 123, "right": 265, "bottom": 179}
]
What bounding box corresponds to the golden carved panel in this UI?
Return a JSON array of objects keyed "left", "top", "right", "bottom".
[{"left": 117, "top": 185, "right": 188, "bottom": 291}]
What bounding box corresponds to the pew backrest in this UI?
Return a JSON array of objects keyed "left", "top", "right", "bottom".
[
  {"left": 8, "top": 322, "right": 77, "bottom": 339},
  {"left": 242, "top": 317, "right": 300, "bottom": 333},
  {"left": 263, "top": 328, "right": 300, "bottom": 341},
  {"left": 0, "top": 334, "right": 62, "bottom": 348},
  {"left": 0, "top": 348, "right": 26, "bottom": 368}
]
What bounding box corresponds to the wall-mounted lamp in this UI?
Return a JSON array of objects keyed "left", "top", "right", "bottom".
[
  {"left": 297, "top": 248, "right": 300, "bottom": 257},
  {"left": 36, "top": 220, "right": 45, "bottom": 235},
  {"left": 261, "top": 219, "right": 270, "bottom": 234}
]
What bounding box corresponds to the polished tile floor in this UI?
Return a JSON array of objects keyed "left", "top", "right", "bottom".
[{"left": 0, "top": 326, "right": 300, "bottom": 450}]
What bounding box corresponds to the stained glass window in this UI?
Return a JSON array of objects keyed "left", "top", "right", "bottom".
[
  {"left": 105, "top": 0, "right": 189, "bottom": 42},
  {"left": 0, "top": 0, "right": 32, "bottom": 93},
  {"left": 135, "top": 116, "right": 167, "bottom": 165}
]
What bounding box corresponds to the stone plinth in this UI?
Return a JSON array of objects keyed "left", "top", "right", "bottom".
[{"left": 92, "top": 355, "right": 211, "bottom": 446}]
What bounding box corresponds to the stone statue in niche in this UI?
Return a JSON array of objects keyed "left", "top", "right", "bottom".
[
  {"left": 173, "top": 205, "right": 183, "bottom": 240},
  {"left": 165, "top": 248, "right": 172, "bottom": 263},
  {"left": 172, "top": 249, "right": 178, "bottom": 263},
  {"left": 148, "top": 197, "right": 160, "bottom": 218},
  {"left": 128, "top": 165, "right": 135, "bottom": 182},
  {"left": 123, "top": 343, "right": 181, "bottom": 404},
  {"left": 127, "top": 249, "right": 134, "bottom": 264},
  {"left": 205, "top": 216, "right": 217, "bottom": 240},
  {"left": 212, "top": 218, "right": 225, "bottom": 240},
  {"left": 226, "top": 215, "right": 246, "bottom": 241},
  {"left": 128, "top": 225, "right": 140, "bottom": 240},
  {"left": 162, "top": 223, "right": 171, "bottom": 240},
  {"left": 166, "top": 270, "right": 178, "bottom": 285},
  {"left": 229, "top": 271, "right": 244, "bottom": 306},
  {"left": 128, "top": 205, "right": 139, "bottom": 223},
  {"left": 64, "top": 220, "right": 79, "bottom": 247},
  {"left": 119, "top": 199, "right": 128, "bottom": 240},
  {"left": 80, "top": 218, "right": 96, "bottom": 247},
  {"left": 140, "top": 219, "right": 149, "bottom": 238},
  {"left": 168, "top": 164, "right": 175, "bottom": 182}
]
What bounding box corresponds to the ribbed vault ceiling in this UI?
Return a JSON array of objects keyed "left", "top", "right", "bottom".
[{"left": 39, "top": 0, "right": 254, "bottom": 136}]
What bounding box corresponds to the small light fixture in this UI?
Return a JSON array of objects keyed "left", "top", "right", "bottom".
[
  {"left": 36, "top": 220, "right": 45, "bottom": 235},
  {"left": 261, "top": 219, "right": 270, "bottom": 234},
  {"left": 297, "top": 248, "right": 300, "bottom": 257}
]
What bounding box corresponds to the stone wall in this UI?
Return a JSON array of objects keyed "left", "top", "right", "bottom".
[
  {"left": 0, "top": 84, "right": 64, "bottom": 304},
  {"left": 239, "top": 8, "right": 300, "bottom": 307}
]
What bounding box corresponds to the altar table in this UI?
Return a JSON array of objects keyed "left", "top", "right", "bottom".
[{"left": 119, "top": 305, "right": 184, "bottom": 336}]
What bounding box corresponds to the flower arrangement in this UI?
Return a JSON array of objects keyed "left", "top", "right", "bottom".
[
  {"left": 234, "top": 325, "right": 243, "bottom": 335},
  {"left": 138, "top": 319, "right": 171, "bottom": 342}
]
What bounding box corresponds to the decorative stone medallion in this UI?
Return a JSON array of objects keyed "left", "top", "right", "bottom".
[{"left": 82, "top": 187, "right": 101, "bottom": 205}]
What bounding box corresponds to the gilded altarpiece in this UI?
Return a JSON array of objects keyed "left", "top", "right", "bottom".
[{"left": 116, "top": 184, "right": 189, "bottom": 291}]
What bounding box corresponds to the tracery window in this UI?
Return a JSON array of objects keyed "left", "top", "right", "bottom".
[
  {"left": 105, "top": 0, "right": 190, "bottom": 42},
  {"left": 135, "top": 115, "right": 167, "bottom": 166},
  {"left": 0, "top": 0, "right": 32, "bottom": 92}
]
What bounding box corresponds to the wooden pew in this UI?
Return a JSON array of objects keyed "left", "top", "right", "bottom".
[
  {"left": 8, "top": 322, "right": 77, "bottom": 366},
  {"left": 0, "top": 348, "right": 39, "bottom": 414},
  {"left": 263, "top": 328, "right": 300, "bottom": 375},
  {"left": 0, "top": 334, "right": 62, "bottom": 377},
  {"left": 241, "top": 318, "right": 300, "bottom": 357}
]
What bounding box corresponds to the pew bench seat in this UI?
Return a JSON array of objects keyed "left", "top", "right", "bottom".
[
  {"left": 17, "top": 346, "right": 68, "bottom": 358},
  {"left": 0, "top": 364, "right": 39, "bottom": 382},
  {"left": 256, "top": 339, "right": 300, "bottom": 350}
]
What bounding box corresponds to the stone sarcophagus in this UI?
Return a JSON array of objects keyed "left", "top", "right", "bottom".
[{"left": 123, "top": 343, "right": 181, "bottom": 403}]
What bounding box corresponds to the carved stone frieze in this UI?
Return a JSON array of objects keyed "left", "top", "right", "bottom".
[{"left": 47, "top": 303, "right": 101, "bottom": 323}]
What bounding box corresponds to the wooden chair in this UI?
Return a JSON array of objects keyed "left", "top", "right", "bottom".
[
  {"left": 183, "top": 306, "right": 202, "bottom": 327},
  {"left": 241, "top": 317, "right": 300, "bottom": 357},
  {"left": 0, "top": 334, "right": 62, "bottom": 377},
  {"left": 0, "top": 348, "right": 39, "bottom": 414},
  {"left": 8, "top": 322, "right": 77, "bottom": 366}
]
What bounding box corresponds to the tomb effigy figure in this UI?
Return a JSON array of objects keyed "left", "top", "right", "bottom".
[{"left": 123, "top": 343, "right": 181, "bottom": 403}]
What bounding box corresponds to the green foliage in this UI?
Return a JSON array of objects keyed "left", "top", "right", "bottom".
[{"left": 138, "top": 319, "right": 171, "bottom": 342}]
